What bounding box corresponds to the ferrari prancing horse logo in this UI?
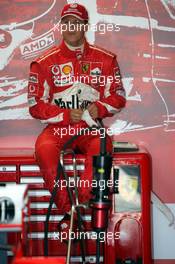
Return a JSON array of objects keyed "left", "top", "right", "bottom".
[{"left": 82, "top": 63, "right": 90, "bottom": 73}]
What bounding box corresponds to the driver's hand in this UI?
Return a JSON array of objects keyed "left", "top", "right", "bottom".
[
  {"left": 87, "top": 104, "right": 98, "bottom": 119},
  {"left": 70, "top": 109, "right": 83, "bottom": 123}
]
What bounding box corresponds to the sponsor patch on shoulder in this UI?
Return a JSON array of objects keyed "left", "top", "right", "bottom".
[
  {"left": 28, "top": 84, "right": 39, "bottom": 96},
  {"left": 29, "top": 72, "right": 38, "bottom": 83}
]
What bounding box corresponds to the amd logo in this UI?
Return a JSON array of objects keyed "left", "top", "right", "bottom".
[
  {"left": 0, "top": 197, "right": 15, "bottom": 223},
  {"left": 20, "top": 32, "right": 55, "bottom": 56}
]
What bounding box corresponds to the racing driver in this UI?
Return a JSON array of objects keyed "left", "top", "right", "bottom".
[{"left": 28, "top": 3, "right": 126, "bottom": 215}]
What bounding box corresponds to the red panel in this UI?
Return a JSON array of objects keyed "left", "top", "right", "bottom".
[
  {"left": 0, "top": 146, "right": 152, "bottom": 262},
  {"left": 105, "top": 148, "right": 152, "bottom": 264},
  {"left": 13, "top": 258, "right": 66, "bottom": 264}
]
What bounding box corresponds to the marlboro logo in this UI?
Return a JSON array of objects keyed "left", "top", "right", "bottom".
[{"left": 55, "top": 94, "right": 91, "bottom": 109}]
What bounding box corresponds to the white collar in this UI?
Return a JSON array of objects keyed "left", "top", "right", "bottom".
[{"left": 64, "top": 41, "right": 84, "bottom": 53}]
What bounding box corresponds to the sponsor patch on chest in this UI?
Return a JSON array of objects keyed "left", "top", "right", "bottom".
[
  {"left": 50, "top": 62, "right": 74, "bottom": 87},
  {"left": 80, "top": 61, "right": 103, "bottom": 76}
]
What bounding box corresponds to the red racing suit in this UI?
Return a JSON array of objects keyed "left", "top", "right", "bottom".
[{"left": 28, "top": 40, "right": 126, "bottom": 212}]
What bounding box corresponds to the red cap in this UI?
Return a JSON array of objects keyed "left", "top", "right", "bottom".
[{"left": 61, "top": 3, "right": 89, "bottom": 21}]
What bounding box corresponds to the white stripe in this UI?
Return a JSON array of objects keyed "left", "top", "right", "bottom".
[
  {"left": 30, "top": 202, "right": 57, "bottom": 209},
  {"left": 155, "top": 55, "right": 169, "bottom": 60},
  {"left": 104, "top": 81, "right": 111, "bottom": 98},
  {"left": 36, "top": 215, "right": 64, "bottom": 222},
  {"left": 0, "top": 227, "right": 22, "bottom": 232},
  {"left": 21, "top": 164, "right": 84, "bottom": 172},
  {"left": 89, "top": 45, "right": 114, "bottom": 57},
  {"left": 41, "top": 112, "right": 63, "bottom": 124},
  {"left": 143, "top": 77, "right": 175, "bottom": 83},
  {"left": 41, "top": 80, "right": 50, "bottom": 103},
  {"left": 24, "top": 215, "right": 91, "bottom": 222},
  {"left": 28, "top": 231, "right": 99, "bottom": 239},
  {"left": 20, "top": 165, "right": 40, "bottom": 172},
  {"left": 158, "top": 43, "right": 175, "bottom": 48},
  {"left": 0, "top": 165, "right": 16, "bottom": 172},
  {"left": 28, "top": 190, "right": 50, "bottom": 197},
  {"left": 28, "top": 232, "right": 56, "bottom": 239},
  {"left": 24, "top": 215, "right": 63, "bottom": 222},
  {"left": 20, "top": 177, "right": 44, "bottom": 183},
  {"left": 69, "top": 256, "right": 103, "bottom": 263},
  {"left": 143, "top": 53, "right": 169, "bottom": 60},
  {"left": 64, "top": 164, "right": 85, "bottom": 171},
  {"left": 38, "top": 48, "right": 60, "bottom": 62},
  {"left": 97, "top": 101, "right": 121, "bottom": 114}
]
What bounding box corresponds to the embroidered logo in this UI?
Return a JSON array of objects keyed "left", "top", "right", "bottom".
[
  {"left": 82, "top": 63, "right": 90, "bottom": 73},
  {"left": 29, "top": 72, "right": 38, "bottom": 83}
]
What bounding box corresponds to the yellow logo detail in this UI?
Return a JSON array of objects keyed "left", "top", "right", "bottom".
[{"left": 62, "top": 65, "right": 72, "bottom": 75}]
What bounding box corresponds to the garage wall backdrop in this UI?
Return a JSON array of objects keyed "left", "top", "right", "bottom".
[{"left": 0, "top": 1, "right": 175, "bottom": 263}]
